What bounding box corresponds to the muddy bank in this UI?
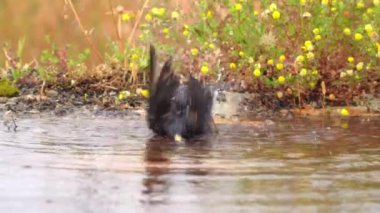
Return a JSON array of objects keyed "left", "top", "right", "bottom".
[{"left": 1, "top": 88, "right": 380, "bottom": 120}]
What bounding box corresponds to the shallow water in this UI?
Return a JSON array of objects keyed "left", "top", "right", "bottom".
[{"left": 0, "top": 113, "right": 380, "bottom": 213}]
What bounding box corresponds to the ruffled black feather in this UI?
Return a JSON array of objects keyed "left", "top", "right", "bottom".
[{"left": 147, "top": 45, "right": 214, "bottom": 140}]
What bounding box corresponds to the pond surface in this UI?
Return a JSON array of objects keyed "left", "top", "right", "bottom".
[{"left": 1, "top": 113, "right": 380, "bottom": 212}]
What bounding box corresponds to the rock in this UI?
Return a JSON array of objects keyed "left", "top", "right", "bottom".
[
  {"left": 22, "top": 94, "right": 49, "bottom": 102},
  {"left": 279, "top": 109, "right": 289, "bottom": 116},
  {"left": 0, "top": 97, "right": 8, "bottom": 104},
  {"left": 28, "top": 109, "right": 41, "bottom": 114},
  {"left": 45, "top": 89, "right": 59, "bottom": 98},
  {"left": 73, "top": 101, "right": 84, "bottom": 106},
  {"left": 212, "top": 91, "right": 249, "bottom": 119},
  {"left": 368, "top": 98, "right": 380, "bottom": 112},
  {"left": 6, "top": 97, "right": 19, "bottom": 106},
  {"left": 264, "top": 119, "right": 275, "bottom": 126}
]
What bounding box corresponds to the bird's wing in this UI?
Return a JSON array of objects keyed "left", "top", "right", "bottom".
[
  {"left": 148, "top": 45, "right": 180, "bottom": 134},
  {"left": 187, "top": 75, "right": 214, "bottom": 134}
]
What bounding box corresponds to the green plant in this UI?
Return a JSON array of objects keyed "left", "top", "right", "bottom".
[{"left": 0, "top": 79, "right": 19, "bottom": 97}]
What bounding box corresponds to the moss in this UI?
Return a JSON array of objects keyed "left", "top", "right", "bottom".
[{"left": 0, "top": 79, "right": 19, "bottom": 97}]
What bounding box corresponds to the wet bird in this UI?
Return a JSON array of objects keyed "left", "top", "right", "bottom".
[
  {"left": 147, "top": 45, "right": 215, "bottom": 141},
  {"left": 3, "top": 104, "right": 18, "bottom": 131}
]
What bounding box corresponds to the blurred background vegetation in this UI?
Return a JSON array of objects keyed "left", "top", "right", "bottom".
[
  {"left": 0, "top": 0, "right": 379, "bottom": 109},
  {"left": 0, "top": 0, "right": 190, "bottom": 66}
]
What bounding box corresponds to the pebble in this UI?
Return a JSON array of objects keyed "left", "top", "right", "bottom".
[
  {"left": 45, "top": 90, "right": 59, "bottom": 98},
  {"left": 7, "top": 97, "right": 19, "bottom": 106},
  {"left": 0, "top": 97, "right": 8, "bottom": 104}
]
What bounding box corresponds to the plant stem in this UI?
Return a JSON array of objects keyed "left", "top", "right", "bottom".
[
  {"left": 66, "top": 0, "right": 104, "bottom": 63},
  {"left": 107, "top": 0, "right": 123, "bottom": 49},
  {"left": 128, "top": 0, "right": 150, "bottom": 43}
]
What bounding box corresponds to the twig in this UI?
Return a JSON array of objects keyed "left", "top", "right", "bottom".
[
  {"left": 3, "top": 47, "right": 17, "bottom": 69},
  {"left": 107, "top": 0, "right": 122, "bottom": 42},
  {"left": 40, "top": 80, "right": 46, "bottom": 98},
  {"left": 128, "top": 0, "right": 150, "bottom": 43},
  {"left": 126, "top": 0, "right": 149, "bottom": 85},
  {"left": 65, "top": 0, "right": 104, "bottom": 63}
]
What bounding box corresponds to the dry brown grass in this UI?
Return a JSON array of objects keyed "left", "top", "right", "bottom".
[{"left": 0, "top": 0, "right": 192, "bottom": 65}]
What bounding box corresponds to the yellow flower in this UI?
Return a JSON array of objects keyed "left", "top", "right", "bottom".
[
  {"left": 276, "top": 63, "right": 284, "bottom": 70},
  {"left": 315, "top": 35, "right": 322, "bottom": 40},
  {"left": 299, "top": 68, "right": 308, "bottom": 76},
  {"left": 272, "top": 10, "right": 281, "bottom": 19},
  {"left": 171, "top": 11, "right": 179, "bottom": 20},
  {"left": 340, "top": 108, "right": 350, "bottom": 116},
  {"left": 296, "top": 55, "right": 305, "bottom": 63},
  {"left": 239, "top": 51, "right": 245, "bottom": 57},
  {"left": 354, "top": 33, "right": 363, "bottom": 40},
  {"left": 322, "top": 0, "right": 329, "bottom": 5},
  {"left": 302, "top": 12, "right": 312, "bottom": 18},
  {"left": 267, "top": 59, "right": 274, "bottom": 65},
  {"left": 340, "top": 71, "right": 347, "bottom": 78},
  {"left": 145, "top": 13, "right": 152, "bottom": 22},
  {"left": 269, "top": 3, "right": 278, "bottom": 11},
  {"left": 304, "top": 40, "right": 314, "bottom": 51},
  {"left": 207, "top": 10, "right": 214, "bottom": 18},
  {"left": 356, "top": 62, "right": 364, "bottom": 71},
  {"left": 158, "top": 8, "right": 166, "bottom": 16},
  {"left": 162, "top": 28, "right": 169, "bottom": 34},
  {"left": 248, "top": 57, "right": 254, "bottom": 64},
  {"left": 253, "top": 68, "right": 261, "bottom": 77},
  {"left": 234, "top": 3, "right": 243, "bottom": 11},
  {"left": 306, "top": 52, "right": 315, "bottom": 60},
  {"left": 191, "top": 48, "right": 199, "bottom": 56},
  {"left": 343, "top": 28, "right": 351, "bottom": 35},
  {"left": 331, "top": 7, "right": 336, "bottom": 12},
  {"left": 347, "top": 56, "right": 354, "bottom": 63},
  {"left": 278, "top": 76, "right": 286, "bottom": 84},
  {"left": 139, "top": 89, "right": 150, "bottom": 98},
  {"left": 201, "top": 65, "right": 209, "bottom": 74},
  {"left": 313, "top": 28, "right": 320, "bottom": 35},
  {"left": 118, "top": 90, "right": 131, "bottom": 100},
  {"left": 300, "top": 0, "right": 306, "bottom": 5},
  {"left": 312, "top": 69, "right": 319, "bottom": 75},
  {"left": 365, "top": 24, "right": 373, "bottom": 34},
  {"left": 354, "top": 74, "right": 361, "bottom": 80},
  {"left": 129, "top": 62, "right": 137, "bottom": 69},
  {"left": 229, "top": 63, "right": 237, "bottom": 69},
  {"left": 356, "top": 1, "right": 365, "bottom": 9},
  {"left": 131, "top": 53, "right": 139, "bottom": 60},
  {"left": 121, "top": 13, "right": 132, "bottom": 22},
  {"left": 309, "top": 81, "right": 316, "bottom": 88},
  {"left": 367, "top": 8, "right": 374, "bottom": 14},
  {"left": 183, "top": 30, "right": 190, "bottom": 36},
  {"left": 374, "top": 0, "right": 380, "bottom": 6},
  {"left": 253, "top": 10, "right": 259, "bottom": 16},
  {"left": 151, "top": 7, "right": 165, "bottom": 17},
  {"left": 279, "top": 55, "right": 286, "bottom": 62}
]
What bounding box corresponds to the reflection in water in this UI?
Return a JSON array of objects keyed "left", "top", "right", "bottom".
[
  {"left": 142, "top": 137, "right": 213, "bottom": 206},
  {"left": 0, "top": 115, "right": 379, "bottom": 212},
  {"left": 142, "top": 137, "right": 172, "bottom": 205}
]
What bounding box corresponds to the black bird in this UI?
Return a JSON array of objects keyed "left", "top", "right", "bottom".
[{"left": 147, "top": 45, "right": 215, "bottom": 141}]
